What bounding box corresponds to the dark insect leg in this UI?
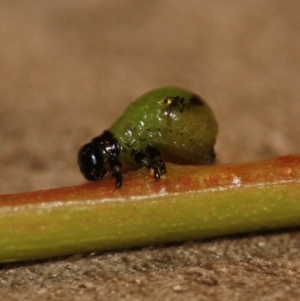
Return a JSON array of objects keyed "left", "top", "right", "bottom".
[
  {"left": 110, "top": 159, "right": 123, "bottom": 188},
  {"left": 146, "top": 145, "right": 166, "bottom": 174},
  {"left": 134, "top": 151, "right": 160, "bottom": 181}
]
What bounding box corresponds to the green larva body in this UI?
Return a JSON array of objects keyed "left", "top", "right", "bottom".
[
  {"left": 78, "top": 87, "right": 218, "bottom": 187},
  {"left": 109, "top": 87, "right": 218, "bottom": 165}
]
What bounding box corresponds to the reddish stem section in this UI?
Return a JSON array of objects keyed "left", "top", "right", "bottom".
[
  {"left": 0, "top": 155, "right": 299, "bottom": 206},
  {"left": 0, "top": 155, "right": 299, "bottom": 263}
]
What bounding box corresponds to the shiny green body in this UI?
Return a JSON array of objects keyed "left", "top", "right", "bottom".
[{"left": 109, "top": 87, "right": 218, "bottom": 164}]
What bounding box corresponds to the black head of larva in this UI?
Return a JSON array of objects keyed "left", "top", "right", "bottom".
[
  {"left": 78, "top": 143, "right": 106, "bottom": 181},
  {"left": 78, "top": 131, "right": 123, "bottom": 187}
]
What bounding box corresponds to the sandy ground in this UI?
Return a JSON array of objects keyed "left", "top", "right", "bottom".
[{"left": 0, "top": 1, "right": 300, "bottom": 300}]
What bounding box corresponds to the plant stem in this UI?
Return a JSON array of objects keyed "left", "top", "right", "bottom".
[{"left": 0, "top": 155, "right": 300, "bottom": 263}]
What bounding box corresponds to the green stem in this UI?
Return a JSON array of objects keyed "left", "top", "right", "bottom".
[{"left": 0, "top": 155, "right": 300, "bottom": 263}]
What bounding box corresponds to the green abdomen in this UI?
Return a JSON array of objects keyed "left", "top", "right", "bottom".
[{"left": 109, "top": 87, "right": 218, "bottom": 165}]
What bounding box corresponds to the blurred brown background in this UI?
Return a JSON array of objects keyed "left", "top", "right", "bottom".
[{"left": 0, "top": 1, "right": 300, "bottom": 300}]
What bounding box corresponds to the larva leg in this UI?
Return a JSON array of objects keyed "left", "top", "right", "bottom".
[
  {"left": 146, "top": 145, "right": 166, "bottom": 174},
  {"left": 110, "top": 159, "right": 123, "bottom": 188},
  {"left": 134, "top": 151, "right": 160, "bottom": 181}
]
